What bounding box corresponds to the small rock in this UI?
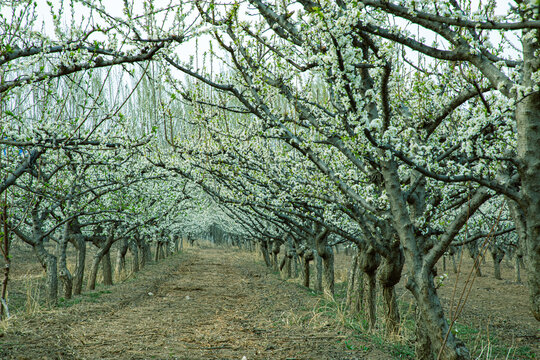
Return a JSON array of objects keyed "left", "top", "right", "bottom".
[
  {"left": 148, "top": 292, "right": 154, "bottom": 296},
  {"left": 185, "top": 295, "right": 191, "bottom": 300}
]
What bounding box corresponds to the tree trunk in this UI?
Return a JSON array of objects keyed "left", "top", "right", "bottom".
[
  {"left": 515, "top": 254, "right": 522, "bottom": 283},
  {"left": 155, "top": 242, "right": 161, "bottom": 262},
  {"left": 491, "top": 249, "right": 504, "bottom": 280},
  {"left": 302, "top": 249, "right": 313, "bottom": 288},
  {"left": 271, "top": 241, "right": 280, "bottom": 271},
  {"left": 514, "top": 25, "right": 540, "bottom": 321},
  {"left": 409, "top": 275, "right": 470, "bottom": 360},
  {"left": 33, "top": 243, "right": 58, "bottom": 305},
  {"left": 378, "top": 241, "right": 404, "bottom": 335},
  {"left": 467, "top": 241, "right": 482, "bottom": 277},
  {"left": 351, "top": 267, "right": 364, "bottom": 315},
  {"left": 87, "top": 255, "right": 100, "bottom": 291},
  {"left": 315, "top": 229, "right": 334, "bottom": 296},
  {"left": 1, "top": 206, "right": 11, "bottom": 319},
  {"left": 102, "top": 251, "right": 113, "bottom": 286},
  {"left": 72, "top": 237, "right": 86, "bottom": 295},
  {"left": 346, "top": 252, "right": 359, "bottom": 309},
  {"left": 88, "top": 226, "right": 116, "bottom": 290},
  {"left": 314, "top": 252, "right": 323, "bottom": 292},
  {"left": 365, "top": 272, "right": 377, "bottom": 331},
  {"left": 58, "top": 229, "right": 73, "bottom": 300},
  {"left": 358, "top": 244, "right": 380, "bottom": 330},
  {"left": 129, "top": 240, "right": 140, "bottom": 273},
  {"left": 116, "top": 238, "right": 128, "bottom": 276},
  {"left": 451, "top": 254, "right": 458, "bottom": 274},
  {"left": 260, "top": 240, "right": 271, "bottom": 267},
  {"left": 382, "top": 158, "right": 471, "bottom": 359}
]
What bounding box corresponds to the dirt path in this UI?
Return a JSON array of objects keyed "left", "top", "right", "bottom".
[{"left": 1, "top": 248, "right": 391, "bottom": 360}]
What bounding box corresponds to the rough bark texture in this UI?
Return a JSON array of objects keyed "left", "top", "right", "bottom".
[
  {"left": 272, "top": 240, "right": 280, "bottom": 272},
  {"left": 302, "top": 249, "right": 314, "bottom": 288},
  {"left": 516, "top": 21, "right": 540, "bottom": 321},
  {"left": 315, "top": 229, "right": 334, "bottom": 296},
  {"left": 490, "top": 248, "right": 504, "bottom": 280},
  {"left": 382, "top": 158, "right": 470, "bottom": 359},
  {"left": 33, "top": 243, "right": 58, "bottom": 305},
  {"left": 378, "top": 241, "right": 404, "bottom": 335},
  {"left": 358, "top": 245, "right": 380, "bottom": 330},
  {"left": 314, "top": 252, "right": 323, "bottom": 292},
  {"left": 87, "top": 225, "right": 116, "bottom": 290},
  {"left": 72, "top": 237, "right": 86, "bottom": 295},
  {"left": 346, "top": 252, "right": 359, "bottom": 309},
  {"left": 58, "top": 229, "right": 73, "bottom": 300},
  {"left": 260, "top": 240, "right": 271, "bottom": 267},
  {"left": 467, "top": 241, "right": 482, "bottom": 277},
  {"left": 116, "top": 238, "right": 129, "bottom": 275},
  {"left": 102, "top": 251, "right": 113, "bottom": 286},
  {"left": 129, "top": 240, "right": 140, "bottom": 273}
]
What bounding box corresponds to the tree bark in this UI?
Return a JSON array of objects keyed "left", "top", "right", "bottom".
[
  {"left": 33, "top": 243, "right": 58, "bottom": 305},
  {"left": 515, "top": 23, "right": 540, "bottom": 322},
  {"left": 129, "top": 240, "right": 140, "bottom": 273},
  {"left": 378, "top": 240, "right": 404, "bottom": 335},
  {"left": 302, "top": 249, "right": 314, "bottom": 288},
  {"left": 490, "top": 248, "right": 504, "bottom": 280},
  {"left": 382, "top": 158, "right": 470, "bottom": 359},
  {"left": 116, "top": 237, "right": 128, "bottom": 275},
  {"left": 314, "top": 251, "right": 323, "bottom": 292},
  {"left": 346, "top": 251, "right": 358, "bottom": 309},
  {"left": 271, "top": 240, "right": 280, "bottom": 271},
  {"left": 260, "top": 240, "right": 271, "bottom": 267},
  {"left": 315, "top": 228, "right": 334, "bottom": 296},
  {"left": 358, "top": 244, "right": 380, "bottom": 331},
  {"left": 102, "top": 251, "right": 113, "bottom": 286},
  {"left": 72, "top": 236, "right": 86, "bottom": 295},
  {"left": 58, "top": 226, "right": 73, "bottom": 300}
]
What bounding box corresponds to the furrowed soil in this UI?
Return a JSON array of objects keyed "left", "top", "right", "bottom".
[{"left": 0, "top": 247, "right": 392, "bottom": 360}]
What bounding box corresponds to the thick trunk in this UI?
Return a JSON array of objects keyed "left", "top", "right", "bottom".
[
  {"left": 271, "top": 241, "right": 280, "bottom": 271},
  {"left": 129, "top": 240, "right": 140, "bottom": 273},
  {"left": 467, "top": 242, "right": 482, "bottom": 277},
  {"left": 322, "top": 250, "right": 334, "bottom": 296},
  {"left": 72, "top": 237, "right": 86, "bottom": 295},
  {"left": 378, "top": 242, "right": 404, "bottom": 335},
  {"left": 87, "top": 255, "right": 100, "bottom": 291},
  {"left": 351, "top": 265, "right": 364, "bottom": 315},
  {"left": 515, "top": 25, "right": 540, "bottom": 321},
  {"left": 382, "top": 286, "right": 400, "bottom": 335},
  {"left": 358, "top": 245, "right": 380, "bottom": 329},
  {"left": 88, "top": 226, "right": 116, "bottom": 290},
  {"left": 515, "top": 254, "right": 522, "bottom": 283},
  {"left": 286, "top": 252, "right": 292, "bottom": 278},
  {"left": 451, "top": 254, "right": 458, "bottom": 274},
  {"left": 314, "top": 252, "right": 323, "bottom": 292},
  {"left": 346, "top": 252, "right": 359, "bottom": 309},
  {"left": 409, "top": 274, "right": 470, "bottom": 360},
  {"left": 140, "top": 240, "right": 151, "bottom": 268},
  {"left": 102, "top": 251, "right": 113, "bottom": 286},
  {"left": 115, "top": 238, "right": 128, "bottom": 275},
  {"left": 491, "top": 249, "right": 504, "bottom": 280},
  {"left": 302, "top": 249, "right": 313, "bottom": 288},
  {"left": 260, "top": 240, "right": 271, "bottom": 267},
  {"left": 155, "top": 242, "right": 161, "bottom": 262},
  {"left": 382, "top": 158, "right": 470, "bottom": 359},
  {"left": 315, "top": 229, "right": 334, "bottom": 296},
  {"left": 365, "top": 272, "right": 377, "bottom": 331},
  {"left": 58, "top": 232, "right": 73, "bottom": 300},
  {"left": 33, "top": 243, "right": 58, "bottom": 305}
]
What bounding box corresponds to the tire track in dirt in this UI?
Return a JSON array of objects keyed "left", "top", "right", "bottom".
[{"left": 2, "top": 248, "right": 392, "bottom": 359}]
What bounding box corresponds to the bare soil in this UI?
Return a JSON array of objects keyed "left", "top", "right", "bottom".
[{"left": 0, "top": 247, "right": 392, "bottom": 360}]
